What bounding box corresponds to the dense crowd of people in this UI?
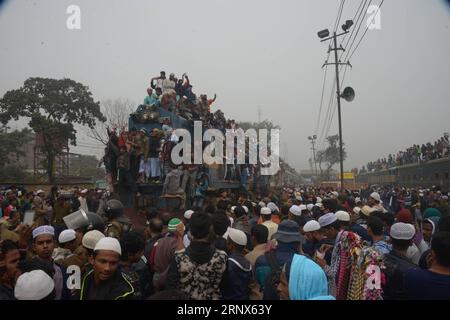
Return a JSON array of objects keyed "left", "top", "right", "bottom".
[
  {"left": 361, "top": 134, "right": 449, "bottom": 173},
  {"left": 1, "top": 183, "right": 449, "bottom": 300},
  {"left": 100, "top": 71, "right": 279, "bottom": 208}
]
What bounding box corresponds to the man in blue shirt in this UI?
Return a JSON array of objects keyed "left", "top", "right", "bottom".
[
  {"left": 405, "top": 231, "right": 450, "bottom": 300},
  {"left": 143, "top": 88, "right": 160, "bottom": 106}
]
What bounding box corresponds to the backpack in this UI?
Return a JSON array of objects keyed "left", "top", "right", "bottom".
[{"left": 263, "top": 251, "right": 282, "bottom": 300}]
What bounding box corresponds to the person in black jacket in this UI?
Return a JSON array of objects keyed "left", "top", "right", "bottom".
[
  {"left": 382, "top": 222, "right": 418, "bottom": 300},
  {"left": 221, "top": 228, "right": 252, "bottom": 300},
  {"left": 79, "top": 237, "right": 135, "bottom": 300}
]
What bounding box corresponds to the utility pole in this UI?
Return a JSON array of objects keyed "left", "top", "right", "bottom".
[
  {"left": 333, "top": 32, "right": 345, "bottom": 191},
  {"left": 318, "top": 20, "right": 355, "bottom": 190},
  {"left": 308, "top": 135, "right": 318, "bottom": 178}
]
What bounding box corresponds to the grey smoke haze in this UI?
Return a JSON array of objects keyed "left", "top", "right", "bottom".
[{"left": 1, "top": 0, "right": 449, "bottom": 172}]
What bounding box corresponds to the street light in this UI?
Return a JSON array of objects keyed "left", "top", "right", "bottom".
[{"left": 317, "top": 29, "right": 330, "bottom": 39}]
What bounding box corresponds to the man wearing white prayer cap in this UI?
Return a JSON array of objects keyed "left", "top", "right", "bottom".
[
  {"left": 14, "top": 270, "right": 55, "bottom": 300},
  {"left": 301, "top": 220, "right": 327, "bottom": 259},
  {"left": 317, "top": 213, "right": 340, "bottom": 250},
  {"left": 223, "top": 228, "right": 252, "bottom": 299},
  {"left": 52, "top": 229, "right": 84, "bottom": 269},
  {"left": 335, "top": 211, "right": 351, "bottom": 231},
  {"left": 79, "top": 237, "right": 135, "bottom": 300},
  {"left": 261, "top": 207, "right": 278, "bottom": 241},
  {"left": 368, "top": 191, "right": 387, "bottom": 213},
  {"left": 82, "top": 230, "right": 105, "bottom": 254},
  {"left": 31, "top": 225, "right": 67, "bottom": 300},
  {"left": 382, "top": 223, "right": 417, "bottom": 300}
]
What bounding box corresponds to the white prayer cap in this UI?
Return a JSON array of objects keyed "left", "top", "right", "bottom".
[
  {"left": 303, "top": 220, "right": 321, "bottom": 233},
  {"left": 261, "top": 207, "right": 272, "bottom": 215},
  {"left": 370, "top": 192, "right": 381, "bottom": 202},
  {"left": 258, "top": 201, "right": 266, "bottom": 208},
  {"left": 289, "top": 205, "right": 301, "bottom": 216},
  {"left": 316, "top": 197, "right": 322, "bottom": 203},
  {"left": 94, "top": 237, "right": 121, "bottom": 256},
  {"left": 315, "top": 203, "right": 323, "bottom": 209},
  {"left": 353, "top": 206, "right": 361, "bottom": 215},
  {"left": 82, "top": 230, "right": 105, "bottom": 250},
  {"left": 36, "top": 189, "right": 45, "bottom": 195},
  {"left": 81, "top": 189, "right": 88, "bottom": 194},
  {"left": 184, "top": 209, "right": 194, "bottom": 220},
  {"left": 227, "top": 228, "right": 247, "bottom": 246},
  {"left": 14, "top": 270, "right": 54, "bottom": 300},
  {"left": 306, "top": 204, "right": 314, "bottom": 212},
  {"left": 242, "top": 206, "right": 249, "bottom": 214},
  {"left": 390, "top": 223, "right": 415, "bottom": 240},
  {"left": 318, "top": 213, "right": 337, "bottom": 228},
  {"left": 32, "top": 225, "right": 55, "bottom": 239},
  {"left": 267, "top": 202, "right": 279, "bottom": 213},
  {"left": 299, "top": 204, "right": 307, "bottom": 212},
  {"left": 58, "top": 229, "right": 76, "bottom": 244},
  {"left": 355, "top": 197, "right": 362, "bottom": 203},
  {"left": 331, "top": 191, "right": 339, "bottom": 198},
  {"left": 335, "top": 210, "right": 350, "bottom": 222}
]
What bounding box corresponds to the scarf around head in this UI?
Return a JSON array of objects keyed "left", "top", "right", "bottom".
[{"left": 288, "top": 254, "right": 334, "bottom": 300}]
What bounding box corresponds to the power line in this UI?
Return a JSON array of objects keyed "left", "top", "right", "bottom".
[
  {"left": 346, "top": 0, "right": 385, "bottom": 63},
  {"left": 314, "top": 65, "right": 329, "bottom": 135},
  {"left": 341, "top": 0, "right": 373, "bottom": 64},
  {"left": 338, "top": 0, "right": 366, "bottom": 50}
]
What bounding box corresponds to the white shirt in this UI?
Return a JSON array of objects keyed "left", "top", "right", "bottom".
[{"left": 79, "top": 196, "right": 88, "bottom": 213}]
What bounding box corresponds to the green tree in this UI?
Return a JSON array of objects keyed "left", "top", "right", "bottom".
[
  {"left": 70, "top": 154, "right": 104, "bottom": 180},
  {"left": 0, "top": 77, "right": 106, "bottom": 183},
  {"left": 0, "top": 127, "right": 33, "bottom": 167},
  {"left": 316, "top": 134, "right": 347, "bottom": 181}
]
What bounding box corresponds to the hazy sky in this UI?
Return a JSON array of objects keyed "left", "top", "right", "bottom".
[{"left": 1, "top": 0, "right": 449, "bottom": 172}]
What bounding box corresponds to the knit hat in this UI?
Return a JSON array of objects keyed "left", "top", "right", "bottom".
[
  {"left": 184, "top": 210, "right": 194, "bottom": 220},
  {"left": 396, "top": 209, "right": 414, "bottom": 224},
  {"left": 335, "top": 211, "right": 350, "bottom": 222},
  {"left": 267, "top": 202, "right": 279, "bottom": 213},
  {"left": 318, "top": 213, "right": 337, "bottom": 228},
  {"left": 423, "top": 208, "right": 442, "bottom": 219},
  {"left": 82, "top": 230, "right": 105, "bottom": 250},
  {"left": 58, "top": 229, "right": 76, "bottom": 244},
  {"left": 32, "top": 225, "right": 55, "bottom": 239},
  {"left": 168, "top": 218, "right": 182, "bottom": 232},
  {"left": 14, "top": 270, "right": 54, "bottom": 300},
  {"left": 390, "top": 222, "right": 415, "bottom": 240},
  {"left": 303, "top": 220, "right": 321, "bottom": 232},
  {"left": 94, "top": 237, "right": 121, "bottom": 256},
  {"left": 227, "top": 228, "right": 247, "bottom": 246},
  {"left": 370, "top": 192, "right": 381, "bottom": 202},
  {"left": 289, "top": 205, "right": 301, "bottom": 216}
]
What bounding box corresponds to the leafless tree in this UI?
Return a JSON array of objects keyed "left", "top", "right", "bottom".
[{"left": 86, "top": 98, "right": 135, "bottom": 145}]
